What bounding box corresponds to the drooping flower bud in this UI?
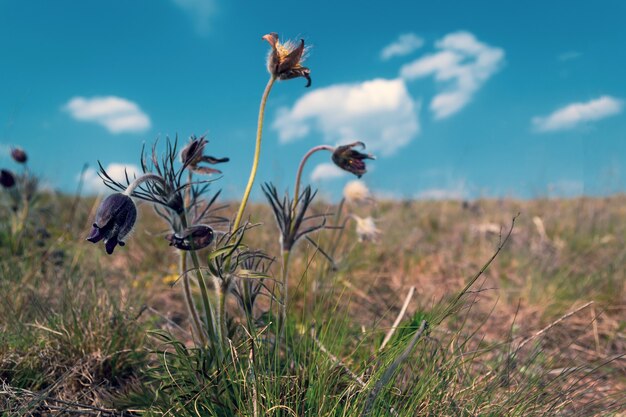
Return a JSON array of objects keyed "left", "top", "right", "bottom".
[
  {"left": 263, "top": 32, "right": 312, "bottom": 87},
  {"left": 166, "top": 225, "right": 214, "bottom": 251},
  {"left": 86, "top": 193, "right": 137, "bottom": 255},
  {"left": 331, "top": 142, "right": 375, "bottom": 178},
  {"left": 0, "top": 169, "right": 16, "bottom": 188},
  {"left": 10, "top": 147, "right": 27, "bottom": 164}
]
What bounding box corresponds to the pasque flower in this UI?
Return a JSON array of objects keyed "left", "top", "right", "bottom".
[
  {"left": 332, "top": 141, "right": 375, "bottom": 178},
  {"left": 10, "top": 147, "right": 27, "bottom": 164},
  {"left": 180, "top": 136, "right": 229, "bottom": 175},
  {"left": 352, "top": 215, "right": 381, "bottom": 243},
  {"left": 263, "top": 32, "right": 311, "bottom": 87},
  {"left": 86, "top": 193, "right": 137, "bottom": 254},
  {"left": 0, "top": 169, "right": 16, "bottom": 188},
  {"left": 166, "top": 224, "right": 214, "bottom": 251},
  {"left": 343, "top": 180, "right": 373, "bottom": 205}
]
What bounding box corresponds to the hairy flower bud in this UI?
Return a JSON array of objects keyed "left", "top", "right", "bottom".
[
  {"left": 10, "top": 147, "right": 27, "bottom": 164},
  {"left": 0, "top": 169, "right": 16, "bottom": 188},
  {"left": 180, "top": 136, "right": 229, "bottom": 175},
  {"left": 86, "top": 193, "right": 137, "bottom": 255},
  {"left": 166, "top": 225, "right": 214, "bottom": 251},
  {"left": 331, "top": 142, "right": 375, "bottom": 178}
]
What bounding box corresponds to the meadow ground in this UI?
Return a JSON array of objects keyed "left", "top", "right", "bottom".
[{"left": 1, "top": 193, "right": 625, "bottom": 415}]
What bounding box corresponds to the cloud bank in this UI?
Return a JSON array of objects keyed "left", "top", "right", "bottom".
[{"left": 64, "top": 96, "right": 151, "bottom": 134}]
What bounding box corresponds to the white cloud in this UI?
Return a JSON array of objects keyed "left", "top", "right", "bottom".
[
  {"left": 380, "top": 33, "right": 424, "bottom": 61},
  {"left": 310, "top": 163, "right": 347, "bottom": 182},
  {"left": 80, "top": 163, "right": 141, "bottom": 194},
  {"left": 171, "top": 0, "right": 216, "bottom": 35},
  {"left": 63, "top": 96, "right": 151, "bottom": 134},
  {"left": 400, "top": 31, "right": 504, "bottom": 119},
  {"left": 273, "top": 78, "right": 420, "bottom": 156},
  {"left": 532, "top": 96, "right": 623, "bottom": 132}
]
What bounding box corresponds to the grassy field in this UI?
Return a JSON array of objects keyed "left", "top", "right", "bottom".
[{"left": 1, "top": 187, "right": 625, "bottom": 415}]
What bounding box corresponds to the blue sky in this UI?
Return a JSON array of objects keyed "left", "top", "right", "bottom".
[{"left": 1, "top": 0, "right": 625, "bottom": 200}]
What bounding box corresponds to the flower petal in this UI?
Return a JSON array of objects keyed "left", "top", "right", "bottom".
[
  {"left": 105, "top": 237, "right": 119, "bottom": 255},
  {"left": 86, "top": 225, "right": 105, "bottom": 243},
  {"left": 278, "top": 39, "right": 305, "bottom": 74}
]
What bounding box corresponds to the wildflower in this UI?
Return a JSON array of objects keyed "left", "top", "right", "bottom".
[
  {"left": 263, "top": 32, "right": 311, "bottom": 87},
  {"left": 332, "top": 142, "right": 375, "bottom": 178},
  {"left": 165, "top": 224, "right": 214, "bottom": 251},
  {"left": 180, "top": 136, "right": 229, "bottom": 175},
  {"left": 352, "top": 215, "right": 381, "bottom": 243},
  {"left": 10, "top": 147, "right": 27, "bottom": 164},
  {"left": 343, "top": 180, "right": 373, "bottom": 204},
  {"left": 86, "top": 193, "right": 137, "bottom": 254},
  {"left": 0, "top": 169, "right": 16, "bottom": 188}
]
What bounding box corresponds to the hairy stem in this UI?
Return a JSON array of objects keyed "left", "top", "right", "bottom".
[
  {"left": 277, "top": 248, "right": 291, "bottom": 340},
  {"left": 232, "top": 76, "right": 276, "bottom": 232},
  {"left": 293, "top": 145, "right": 334, "bottom": 208},
  {"left": 218, "top": 281, "right": 227, "bottom": 342},
  {"left": 123, "top": 173, "right": 167, "bottom": 196},
  {"left": 180, "top": 252, "right": 207, "bottom": 345}
]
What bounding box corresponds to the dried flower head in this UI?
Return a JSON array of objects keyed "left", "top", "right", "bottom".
[
  {"left": 180, "top": 136, "right": 229, "bottom": 175},
  {"left": 0, "top": 169, "right": 16, "bottom": 188},
  {"left": 166, "top": 224, "right": 214, "bottom": 251},
  {"left": 332, "top": 142, "right": 375, "bottom": 178},
  {"left": 352, "top": 215, "right": 381, "bottom": 243},
  {"left": 263, "top": 32, "right": 311, "bottom": 87},
  {"left": 86, "top": 193, "right": 137, "bottom": 254},
  {"left": 343, "top": 180, "right": 373, "bottom": 204},
  {"left": 10, "top": 147, "right": 27, "bottom": 164}
]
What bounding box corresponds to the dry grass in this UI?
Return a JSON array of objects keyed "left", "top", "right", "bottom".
[{"left": 1, "top": 193, "right": 625, "bottom": 414}]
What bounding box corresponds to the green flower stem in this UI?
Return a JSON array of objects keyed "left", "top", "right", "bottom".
[{"left": 232, "top": 76, "right": 276, "bottom": 232}]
